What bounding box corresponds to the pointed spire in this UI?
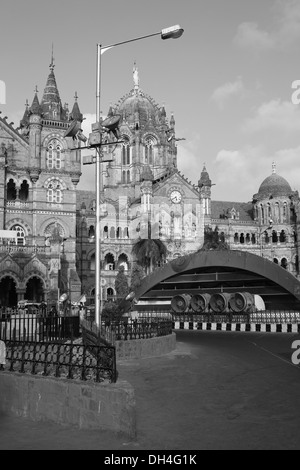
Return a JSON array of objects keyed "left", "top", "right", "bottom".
[
  {"left": 20, "top": 99, "right": 30, "bottom": 127},
  {"left": 40, "top": 51, "right": 65, "bottom": 120},
  {"left": 50, "top": 43, "right": 55, "bottom": 71},
  {"left": 198, "top": 164, "right": 212, "bottom": 188},
  {"left": 30, "top": 87, "right": 41, "bottom": 115},
  {"left": 70, "top": 91, "right": 83, "bottom": 122}
]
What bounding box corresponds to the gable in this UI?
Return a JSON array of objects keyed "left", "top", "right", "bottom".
[{"left": 153, "top": 170, "right": 199, "bottom": 203}]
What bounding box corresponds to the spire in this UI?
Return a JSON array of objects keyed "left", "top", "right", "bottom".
[
  {"left": 20, "top": 99, "right": 30, "bottom": 127},
  {"left": 272, "top": 161, "right": 276, "bottom": 174},
  {"left": 30, "top": 86, "right": 41, "bottom": 115},
  {"left": 70, "top": 91, "right": 83, "bottom": 122},
  {"left": 198, "top": 163, "right": 212, "bottom": 188},
  {"left": 40, "top": 51, "right": 65, "bottom": 121}
]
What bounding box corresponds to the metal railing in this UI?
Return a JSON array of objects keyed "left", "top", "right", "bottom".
[
  {"left": 171, "top": 310, "right": 300, "bottom": 324},
  {"left": 0, "top": 340, "right": 117, "bottom": 383},
  {"left": 0, "top": 313, "right": 80, "bottom": 342},
  {"left": 82, "top": 316, "right": 173, "bottom": 345}
]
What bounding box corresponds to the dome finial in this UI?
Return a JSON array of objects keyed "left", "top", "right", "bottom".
[
  {"left": 272, "top": 161, "right": 276, "bottom": 174},
  {"left": 133, "top": 62, "right": 139, "bottom": 91}
]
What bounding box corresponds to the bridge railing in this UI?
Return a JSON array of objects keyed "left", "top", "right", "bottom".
[{"left": 171, "top": 310, "right": 300, "bottom": 324}]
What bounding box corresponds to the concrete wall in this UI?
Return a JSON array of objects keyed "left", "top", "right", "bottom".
[
  {"left": 116, "top": 332, "right": 176, "bottom": 360},
  {"left": 0, "top": 372, "right": 136, "bottom": 438}
]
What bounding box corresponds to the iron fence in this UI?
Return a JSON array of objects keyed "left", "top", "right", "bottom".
[
  {"left": 82, "top": 317, "right": 173, "bottom": 345},
  {"left": 0, "top": 340, "right": 117, "bottom": 383},
  {"left": 0, "top": 313, "right": 80, "bottom": 342}
]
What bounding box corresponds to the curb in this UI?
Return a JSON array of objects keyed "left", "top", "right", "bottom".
[{"left": 173, "top": 321, "right": 300, "bottom": 333}]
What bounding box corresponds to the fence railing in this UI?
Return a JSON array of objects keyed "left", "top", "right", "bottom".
[
  {"left": 82, "top": 317, "right": 173, "bottom": 345},
  {"left": 171, "top": 310, "right": 300, "bottom": 324},
  {"left": 0, "top": 313, "right": 80, "bottom": 342},
  {"left": 0, "top": 340, "right": 117, "bottom": 383}
]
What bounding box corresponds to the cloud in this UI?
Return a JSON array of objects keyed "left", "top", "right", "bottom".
[
  {"left": 213, "top": 146, "right": 273, "bottom": 201},
  {"left": 211, "top": 77, "right": 244, "bottom": 110},
  {"left": 242, "top": 99, "right": 300, "bottom": 133},
  {"left": 234, "top": 22, "right": 275, "bottom": 50},
  {"left": 234, "top": 1, "right": 300, "bottom": 52}
]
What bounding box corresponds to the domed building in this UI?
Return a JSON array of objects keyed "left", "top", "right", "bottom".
[
  {"left": 1, "top": 59, "right": 300, "bottom": 310},
  {"left": 76, "top": 65, "right": 300, "bottom": 309}
]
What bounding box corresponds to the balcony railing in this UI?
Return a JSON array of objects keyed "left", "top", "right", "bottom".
[{"left": 0, "top": 245, "right": 50, "bottom": 254}]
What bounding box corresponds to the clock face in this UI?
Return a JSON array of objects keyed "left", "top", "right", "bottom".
[{"left": 170, "top": 190, "right": 182, "bottom": 204}]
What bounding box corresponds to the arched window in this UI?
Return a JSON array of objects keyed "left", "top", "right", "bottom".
[
  {"left": 245, "top": 233, "right": 250, "bottom": 244},
  {"left": 279, "top": 230, "right": 286, "bottom": 243},
  {"left": 283, "top": 203, "right": 287, "bottom": 221},
  {"left": 47, "top": 139, "right": 62, "bottom": 169},
  {"left": 88, "top": 225, "right": 95, "bottom": 238},
  {"left": 103, "top": 226, "right": 108, "bottom": 238},
  {"left": 122, "top": 171, "right": 126, "bottom": 183},
  {"left": 274, "top": 203, "right": 279, "bottom": 223},
  {"left": 273, "top": 258, "right": 279, "bottom": 264},
  {"left": 11, "top": 224, "right": 26, "bottom": 246},
  {"left": 117, "top": 253, "right": 129, "bottom": 271},
  {"left": 90, "top": 253, "right": 95, "bottom": 271},
  {"left": 122, "top": 138, "right": 130, "bottom": 165},
  {"left": 127, "top": 169, "right": 130, "bottom": 183},
  {"left": 260, "top": 205, "right": 264, "bottom": 223},
  {"left": 7, "top": 179, "right": 17, "bottom": 201},
  {"left": 107, "top": 287, "right": 114, "bottom": 301},
  {"left": 281, "top": 258, "right": 288, "bottom": 270},
  {"left": 47, "top": 180, "right": 62, "bottom": 203},
  {"left": 19, "top": 180, "right": 29, "bottom": 201},
  {"left": 240, "top": 233, "right": 245, "bottom": 244},
  {"left": 104, "top": 253, "right": 115, "bottom": 270},
  {"left": 272, "top": 230, "right": 278, "bottom": 243},
  {"left": 234, "top": 233, "right": 239, "bottom": 243},
  {"left": 145, "top": 137, "right": 155, "bottom": 165}
]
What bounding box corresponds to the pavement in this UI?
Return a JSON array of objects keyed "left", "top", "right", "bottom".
[{"left": 1, "top": 330, "right": 300, "bottom": 450}]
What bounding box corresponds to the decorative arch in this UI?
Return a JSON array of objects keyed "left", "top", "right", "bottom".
[{"left": 6, "top": 218, "right": 32, "bottom": 235}]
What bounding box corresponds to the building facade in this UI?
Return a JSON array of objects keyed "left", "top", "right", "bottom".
[
  {"left": 0, "top": 58, "right": 82, "bottom": 307},
  {"left": 1, "top": 62, "right": 300, "bottom": 308},
  {"left": 76, "top": 66, "right": 300, "bottom": 304}
]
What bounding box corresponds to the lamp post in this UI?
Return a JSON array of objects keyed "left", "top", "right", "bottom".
[{"left": 94, "top": 25, "right": 184, "bottom": 326}]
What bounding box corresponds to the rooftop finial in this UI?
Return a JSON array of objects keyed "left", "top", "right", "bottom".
[
  {"left": 272, "top": 161, "right": 276, "bottom": 174},
  {"left": 50, "top": 43, "right": 55, "bottom": 71},
  {"left": 74, "top": 91, "right": 78, "bottom": 102},
  {"left": 34, "top": 85, "right": 38, "bottom": 94},
  {"left": 133, "top": 62, "right": 139, "bottom": 90}
]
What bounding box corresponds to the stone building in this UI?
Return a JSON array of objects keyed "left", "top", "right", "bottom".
[
  {"left": 76, "top": 65, "right": 300, "bottom": 305},
  {"left": 1, "top": 61, "right": 300, "bottom": 308},
  {"left": 0, "top": 58, "right": 82, "bottom": 307}
]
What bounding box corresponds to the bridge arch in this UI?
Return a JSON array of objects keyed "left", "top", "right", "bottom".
[{"left": 135, "top": 250, "right": 300, "bottom": 310}]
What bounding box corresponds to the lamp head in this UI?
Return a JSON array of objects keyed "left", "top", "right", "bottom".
[{"left": 161, "top": 25, "right": 184, "bottom": 40}]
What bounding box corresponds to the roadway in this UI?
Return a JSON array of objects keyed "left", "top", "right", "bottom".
[{"left": 1, "top": 330, "right": 300, "bottom": 450}]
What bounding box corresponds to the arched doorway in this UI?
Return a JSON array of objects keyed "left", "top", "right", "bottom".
[
  {"left": 0, "top": 276, "right": 17, "bottom": 307},
  {"left": 25, "top": 276, "right": 44, "bottom": 302}
]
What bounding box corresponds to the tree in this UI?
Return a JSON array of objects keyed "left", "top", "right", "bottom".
[
  {"left": 130, "top": 263, "right": 145, "bottom": 291},
  {"left": 200, "top": 226, "right": 230, "bottom": 251},
  {"left": 114, "top": 265, "right": 129, "bottom": 299},
  {"left": 132, "top": 222, "right": 168, "bottom": 274}
]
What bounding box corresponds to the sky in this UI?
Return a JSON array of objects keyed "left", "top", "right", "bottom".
[{"left": 1, "top": 0, "right": 300, "bottom": 202}]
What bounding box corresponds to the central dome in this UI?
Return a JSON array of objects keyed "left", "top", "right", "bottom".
[
  {"left": 116, "top": 90, "right": 158, "bottom": 128},
  {"left": 257, "top": 173, "right": 292, "bottom": 198}
]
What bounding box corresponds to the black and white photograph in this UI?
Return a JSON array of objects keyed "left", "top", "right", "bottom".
[{"left": 1, "top": 0, "right": 300, "bottom": 452}]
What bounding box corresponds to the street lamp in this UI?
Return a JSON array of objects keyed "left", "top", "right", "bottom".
[{"left": 94, "top": 25, "right": 184, "bottom": 326}]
